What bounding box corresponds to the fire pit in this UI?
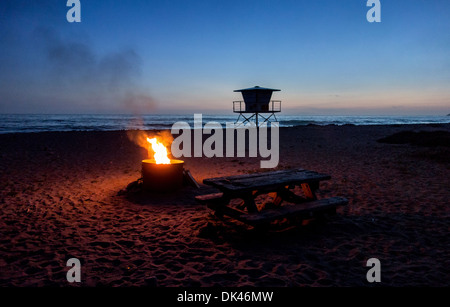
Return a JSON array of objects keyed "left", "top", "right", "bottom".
[
  {"left": 142, "top": 137, "right": 184, "bottom": 192},
  {"left": 142, "top": 159, "right": 184, "bottom": 192}
]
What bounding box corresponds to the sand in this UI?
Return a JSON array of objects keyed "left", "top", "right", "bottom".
[{"left": 0, "top": 124, "right": 449, "bottom": 287}]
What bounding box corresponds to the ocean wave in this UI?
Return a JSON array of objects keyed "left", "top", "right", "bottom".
[{"left": 0, "top": 114, "right": 449, "bottom": 134}]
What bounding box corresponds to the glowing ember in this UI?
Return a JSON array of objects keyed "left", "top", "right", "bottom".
[{"left": 147, "top": 137, "right": 171, "bottom": 164}]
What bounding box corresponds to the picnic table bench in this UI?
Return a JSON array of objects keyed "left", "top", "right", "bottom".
[{"left": 195, "top": 169, "right": 348, "bottom": 227}]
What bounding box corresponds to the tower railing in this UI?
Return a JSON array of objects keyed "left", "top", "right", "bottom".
[
  {"left": 233, "top": 101, "right": 244, "bottom": 112},
  {"left": 271, "top": 100, "right": 281, "bottom": 112},
  {"left": 233, "top": 100, "right": 281, "bottom": 113}
]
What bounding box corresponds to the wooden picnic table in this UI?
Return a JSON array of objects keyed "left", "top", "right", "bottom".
[{"left": 196, "top": 168, "right": 347, "bottom": 227}]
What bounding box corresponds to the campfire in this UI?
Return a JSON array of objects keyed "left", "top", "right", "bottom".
[{"left": 142, "top": 137, "right": 185, "bottom": 192}]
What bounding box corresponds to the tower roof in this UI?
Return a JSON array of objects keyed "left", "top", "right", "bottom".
[{"left": 234, "top": 86, "right": 280, "bottom": 92}]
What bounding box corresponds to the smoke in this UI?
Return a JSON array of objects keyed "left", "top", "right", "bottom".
[
  {"left": 156, "top": 130, "right": 174, "bottom": 152},
  {"left": 34, "top": 26, "right": 156, "bottom": 113},
  {"left": 127, "top": 129, "right": 150, "bottom": 151},
  {"left": 127, "top": 129, "right": 174, "bottom": 159},
  {"left": 122, "top": 93, "right": 156, "bottom": 115}
]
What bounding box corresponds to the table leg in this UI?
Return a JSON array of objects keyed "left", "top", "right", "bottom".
[
  {"left": 243, "top": 193, "right": 258, "bottom": 213},
  {"left": 213, "top": 195, "right": 231, "bottom": 218}
]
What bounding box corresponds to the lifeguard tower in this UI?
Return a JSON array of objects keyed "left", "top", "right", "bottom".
[{"left": 233, "top": 86, "right": 281, "bottom": 126}]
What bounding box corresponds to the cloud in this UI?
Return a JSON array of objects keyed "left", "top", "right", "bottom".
[
  {"left": 1, "top": 25, "right": 156, "bottom": 113},
  {"left": 37, "top": 26, "right": 145, "bottom": 95}
]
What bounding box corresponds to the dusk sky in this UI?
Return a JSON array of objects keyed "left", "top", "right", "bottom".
[{"left": 1, "top": 0, "right": 449, "bottom": 115}]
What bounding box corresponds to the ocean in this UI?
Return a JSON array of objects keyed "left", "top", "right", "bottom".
[{"left": 0, "top": 114, "right": 449, "bottom": 134}]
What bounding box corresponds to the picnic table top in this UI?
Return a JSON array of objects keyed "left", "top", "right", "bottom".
[{"left": 203, "top": 168, "right": 331, "bottom": 194}]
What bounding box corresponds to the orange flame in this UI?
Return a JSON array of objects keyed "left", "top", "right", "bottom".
[{"left": 147, "top": 137, "right": 171, "bottom": 164}]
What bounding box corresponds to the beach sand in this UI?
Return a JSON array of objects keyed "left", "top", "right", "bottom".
[{"left": 0, "top": 124, "right": 449, "bottom": 286}]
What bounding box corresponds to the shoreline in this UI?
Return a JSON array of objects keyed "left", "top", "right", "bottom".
[{"left": 1, "top": 121, "right": 450, "bottom": 135}]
